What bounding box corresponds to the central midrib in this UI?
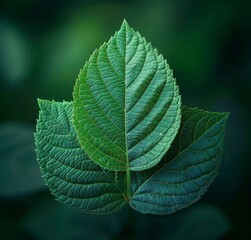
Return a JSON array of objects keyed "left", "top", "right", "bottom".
[{"left": 123, "top": 25, "right": 131, "bottom": 201}]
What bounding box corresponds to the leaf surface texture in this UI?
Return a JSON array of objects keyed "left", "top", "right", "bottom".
[
  {"left": 35, "top": 21, "right": 229, "bottom": 216},
  {"left": 35, "top": 100, "right": 126, "bottom": 214},
  {"left": 130, "top": 107, "right": 229, "bottom": 215},
  {"left": 73, "top": 21, "right": 181, "bottom": 171}
]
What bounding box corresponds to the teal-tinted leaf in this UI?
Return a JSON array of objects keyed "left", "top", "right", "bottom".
[
  {"left": 73, "top": 20, "right": 181, "bottom": 171},
  {"left": 0, "top": 122, "right": 44, "bottom": 197},
  {"left": 35, "top": 99, "right": 127, "bottom": 214},
  {"left": 130, "top": 107, "right": 229, "bottom": 215}
]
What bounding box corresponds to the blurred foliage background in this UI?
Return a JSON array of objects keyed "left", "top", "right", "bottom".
[{"left": 0, "top": 0, "right": 250, "bottom": 239}]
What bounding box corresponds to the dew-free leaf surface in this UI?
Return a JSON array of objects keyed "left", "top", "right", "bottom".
[
  {"left": 35, "top": 100, "right": 126, "bottom": 214},
  {"left": 130, "top": 107, "right": 229, "bottom": 214},
  {"left": 35, "top": 20, "right": 229, "bottom": 215},
  {"left": 73, "top": 20, "right": 181, "bottom": 172},
  {"left": 35, "top": 100, "right": 228, "bottom": 215}
]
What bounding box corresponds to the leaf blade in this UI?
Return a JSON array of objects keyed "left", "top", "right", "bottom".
[
  {"left": 35, "top": 99, "right": 127, "bottom": 214},
  {"left": 130, "top": 107, "right": 229, "bottom": 215},
  {"left": 73, "top": 20, "right": 181, "bottom": 172}
]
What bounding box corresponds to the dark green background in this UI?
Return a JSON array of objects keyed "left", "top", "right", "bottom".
[{"left": 0, "top": 0, "right": 250, "bottom": 239}]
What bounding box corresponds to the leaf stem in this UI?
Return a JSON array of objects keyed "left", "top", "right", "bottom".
[{"left": 126, "top": 167, "right": 131, "bottom": 200}]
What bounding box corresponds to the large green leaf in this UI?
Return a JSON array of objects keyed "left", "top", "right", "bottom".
[
  {"left": 35, "top": 101, "right": 228, "bottom": 215},
  {"left": 130, "top": 107, "right": 229, "bottom": 215},
  {"left": 73, "top": 20, "right": 181, "bottom": 172},
  {"left": 35, "top": 100, "right": 127, "bottom": 214}
]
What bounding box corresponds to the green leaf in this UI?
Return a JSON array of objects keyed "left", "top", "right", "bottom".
[
  {"left": 35, "top": 99, "right": 127, "bottom": 214},
  {"left": 35, "top": 101, "right": 229, "bottom": 215},
  {"left": 35, "top": 21, "right": 229, "bottom": 216},
  {"left": 130, "top": 107, "right": 229, "bottom": 215},
  {"left": 73, "top": 20, "right": 181, "bottom": 171},
  {"left": 0, "top": 122, "right": 44, "bottom": 197}
]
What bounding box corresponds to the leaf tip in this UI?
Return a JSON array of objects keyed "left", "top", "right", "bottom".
[
  {"left": 37, "top": 98, "right": 43, "bottom": 105},
  {"left": 38, "top": 98, "right": 51, "bottom": 108},
  {"left": 225, "top": 112, "right": 230, "bottom": 118},
  {"left": 37, "top": 98, "right": 47, "bottom": 109},
  {"left": 219, "top": 111, "right": 230, "bottom": 123},
  {"left": 121, "top": 19, "right": 130, "bottom": 29}
]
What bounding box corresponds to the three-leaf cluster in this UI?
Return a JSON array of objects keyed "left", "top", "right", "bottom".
[{"left": 35, "top": 21, "right": 229, "bottom": 215}]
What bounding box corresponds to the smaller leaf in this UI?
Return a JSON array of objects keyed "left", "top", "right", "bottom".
[
  {"left": 130, "top": 107, "right": 229, "bottom": 215},
  {"left": 35, "top": 99, "right": 127, "bottom": 214}
]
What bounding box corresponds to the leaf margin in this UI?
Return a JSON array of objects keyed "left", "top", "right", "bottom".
[
  {"left": 129, "top": 106, "right": 229, "bottom": 215},
  {"left": 35, "top": 99, "right": 127, "bottom": 214}
]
